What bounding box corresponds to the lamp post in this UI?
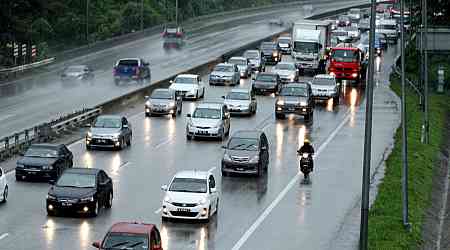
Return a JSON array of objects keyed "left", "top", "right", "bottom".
[
  {"left": 140, "top": 0, "right": 144, "bottom": 30},
  {"left": 86, "top": 0, "right": 89, "bottom": 43}
]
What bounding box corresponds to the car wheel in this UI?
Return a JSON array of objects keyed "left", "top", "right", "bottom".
[
  {"left": 126, "top": 135, "right": 132, "bottom": 147},
  {"left": 186, "top": 134, "right": 192, "bottom": 140},
  {"left": 1, "top": 185, "right": 7, "bottom": 203},
  {"left": 86, "top": 144, "right": 92, "bottom": 151},
  {"left": 105, "top": 192, "right": 113, "bottom": 209},
  {"left": 275, "top": 113, "right": 285, "bottom": 119},
  {"left": 215, "top": 199, "right": 219, "bottom": 215},
  {"left": 220, "top": 128, "right": 226, "bottom": 141},
  {"left": 171, "top": 112, "right": 176, "bottom": 118},
  {"left": 92, "top": 200, "right": 99, "bottom": 217}
]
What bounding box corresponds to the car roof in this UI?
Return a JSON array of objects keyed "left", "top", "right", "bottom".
[
  {"left": 275, "top": 62, "right": 295, "bottom": 66},
  {"left": 152, "top": 88, "right": 172, "bottom": 93},
  {"left": 174, "top": 170, "right": 210, "bottom": 179},
  {"left": 29, "top": 143, "right": 62, "bottom": 149},
  {"left": 196, "top": 102, "right": 223, "bottom": 109},
  {"left": 64, "top": 168, "right": 101, "bottom": 175},
  {"left": 333, "top": 44, "right": 358, "bottom": 50},
  {"left": 216, "top": 63, "right": 234, "bottom": 67},
  {"left": 97, "top": 115, "right": 122, "bottom": 119},
  {"left": 109, "top": 222, "right": 155, "bottom": 235},
  {"left": 231, "top": 130, "right": 264, "bottom": 139},
  {"left": 314, "top": 74, "right": 335, "bottom": 79},
  {"left": 245, "top": 49, "right": 259, "bottom": 53},
  {"left": 278, "top": 36, "right": 291, "bottom": 40},
  {"left": 176, "top": 74, "right": 198, "bottom": 78},
  {"left": 282, "top": 83, "right": 309, "bottom": 88},
  {"left": 257, "top": 72, "right": 277, "bottom": 77},
  {"left": 229, "top": 57, "right": 247, "bottom": 61},
  {"left": 229, "top": 88, "right": 251, "bottom": 93},
  {"left": 117, "top": 58, "right": 139, "bottom": 61}
]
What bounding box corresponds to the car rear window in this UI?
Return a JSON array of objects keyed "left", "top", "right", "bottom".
[
  {"left": 256, "top": 74, "right": 277, "bottom": 82},
  {"left": 118, "top": 60, "right": 139, "bottom": 66},
  {"left": 313, "top": 78, "right": 335, "bottom": 86},
  {"left": 103, "top": 233, "right": 149, "bottom": 249}
]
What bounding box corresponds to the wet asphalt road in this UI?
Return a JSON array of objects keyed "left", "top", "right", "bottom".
[
  {"left": 0, "top": 0, "right": 367, "bottom": 138},
  {"left": 0, "top": 36, "right": 400, "bottom": 249}
]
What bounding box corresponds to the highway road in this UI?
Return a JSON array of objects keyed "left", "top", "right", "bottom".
[
  {"left": 0, "top": 37, "right": 400, "bottom": 249},
  {"left": 0, "top": 0, "right": 367, "bottom": 139}
]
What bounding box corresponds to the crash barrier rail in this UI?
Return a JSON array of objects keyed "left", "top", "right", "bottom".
[
  {"left": 0, "top": 58, "right": 55, "bottom": 81},
  {"left": 0, "top": 108, "right": 101, "bottom": 161},
  {"left": 392, "top": 65, "right": 424, "bottom": 104}
]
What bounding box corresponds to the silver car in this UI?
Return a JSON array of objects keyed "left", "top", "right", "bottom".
[
  {"left": 228, "top": 57, "right": 251, "bottom": 78},
  {"left": 186, "top": 103, "right": 231, "bottom": 141},
  {"left": 86, "top": 115, "right": 132, "bottom": 150},
  {"left": 344, "top": 25, "right": 361, "bottom": 41},
  {"left": 209, "top": 63, "right": 240, "bottom": 86},
  {"left": 332, "top": 30, "right": 352, "bottom": 44},
  {"left": 145, "top": 88, "right": 182, "bottom": 117},
  {"left": 222, "top": 88, "right": 257, "bottom": 116},
  {"left": 243, "top": 50, "right": 265, "bottom": 72},
  {"left": 311, "top": 74, "right": 340, "bottom": 104},
  {"left": 272, "top": 62, "right": 298, "bottom": 83}
]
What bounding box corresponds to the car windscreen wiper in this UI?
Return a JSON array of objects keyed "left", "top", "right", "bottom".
[
  {"left": 109, "top": 241, "right": 130, "bottom": 248},
  {"left": 127, "top": 241, "right": 144, "bottom": 248}
]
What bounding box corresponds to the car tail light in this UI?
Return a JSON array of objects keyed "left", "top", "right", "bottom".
[
  {"left": 113, "top": 67, "right": 117, "bottom": 75},
  {"left": 176, "top": 32, "right": 182, "bottom": 37}
]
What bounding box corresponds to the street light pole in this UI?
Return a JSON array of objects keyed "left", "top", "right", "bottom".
[
  {"left": 359, "top": 0, "right": 377, "bottom": 249},
  {"left": 86, "top": 0, "right": 89, "bottom": 43},
  {"left": 423, "top": 0, "right": 429, "bottom": 144},
  {"left": 175, "top": 0, "right": 179, "bottom": 25},
  {"left": 140, "top": 0, "right": 144, "bottom": 30},
  {"left": 400, "top": 0, "right": 411, "bottom": 231}
]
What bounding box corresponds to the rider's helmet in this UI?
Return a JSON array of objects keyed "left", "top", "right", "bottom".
[{"left": 303, "top": 139, "right": 310, "bottom": 146}]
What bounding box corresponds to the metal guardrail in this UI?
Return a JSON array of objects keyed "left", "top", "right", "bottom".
[
  {"left": 0, "top": 108, "right": 101, "bottom": 160},
  {"left": 0, "top": 58, "right": 55, "bottom": 74}
]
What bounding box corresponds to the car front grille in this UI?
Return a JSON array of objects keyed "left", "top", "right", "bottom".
[
  {"left": 231, "top": 156, "right": 249, "bottom": 162},
  {"left": 92, "top": 138, "right": 114, "bottom": 145},
  {"left": 170, "top": 211, "right": 199, "bottom": 217},
  {"left": 58, "top": 198, "right": 79, "bottom": 203},
  {"left": 171, "top": 202, "right": 197, "bottom": 207}
]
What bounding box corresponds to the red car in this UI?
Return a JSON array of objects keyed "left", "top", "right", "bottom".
[
  {"left": 92, "top": 222, "right": 163, "bottom": 250},
  {"left": 327, "top": 44, "right": 366, "bottom": 83}
]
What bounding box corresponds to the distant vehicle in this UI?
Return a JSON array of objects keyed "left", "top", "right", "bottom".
[
  {"left": 328, "top": 45, "right": 366, "bottom": 83},
  {"left": 259, "top": 42, "right": 281, "bottom": 64},
  {"left": 113, "top": 58, "right": 151, "bottom": 85},
  {"left": 46, "top": 168, "right": 113, "bottom": 217},
  {"left": 331, "top": 30, "right": 352, "bottom": 44},
  {"left": 277, "top": 36, "right": 292, "bottom": 54},
  {"left": 376, "top": 19, "right": 398, "bottom": 43},
  {"left": 162, "top": 25, "right": 185, "bottom": 49},
  {"left": 271, "top": 62, "right": 299, "bottom": 83},
  {"left": 92, "top": 222, "right": 163, "bottom": 250},
  {"left": 292, "top": 20, "right": 332, "bottom": 74},
  {"left": 0, "top": 168, "right": 8, "bottom": 203},
  {"left": 209, "top": 63, "right": 240, "bottom": 86},
  {"left": 16, "top": 143, "right": 73, "bottom": 182},
  {"left": 222, "top": 88, "right": 257, "bottom": 116},
  {"left": 311, "top": 74, "right": 340, "bottom": 104},
  {"left": 268, "top": 18, "right": 284, "bottom": 26},
  {"left": 357, "top": 34, "right": 384, "bottom": 57},
  {"left": 347, "top": 8, "right": 361, "bottom": 21},
  {"left": 161, "top": 170, "right": 219, "bottom": 221},
  {"left": 145, "top": 88, "right": 182, "bottom": 118},
  {"left": 186, "top": 103, "right": 231, "bottom": 141},
  {"left": 243, "top": 50, "right": 265, "bottom": 72},
  {"left": 228, "top": 57, "right": 251, "bottom": 78},
  {"left": 358, "top": 18, "right": 370, "bottom": 32},
  {"left": 162, "top": 25, "right": 185, "bottom": 38},
  {"left": 344, "top": 25, "right": 361, "bottom": 41},
  {"left": 86, "top": 115, "right": 132, "bottom": 150},
  {"left": 336, "top": 15, "right": 351, "bottom": 27},
  {"left": 60, "top": 65, "right": 94, "bottom": 82},
  {"left": 169, "top": 74, "right": 205, "bottom": 99},
  {"left": 221, "top": 130, "right": 269, "bottom": 177},
  {"left": 275, "top": 82, "right": 314, "bottom": 121},
  {"left": 252, "top": 72, "right": 281, "bottom": 94}
]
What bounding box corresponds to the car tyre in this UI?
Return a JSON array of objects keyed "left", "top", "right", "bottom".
[
  {"left": 126, "top": 135, "right": 132, "bottom": 147},
  {"left": 275, "top": 113, "right": 285, "bottom": 119},
  {"left": 47, "top": 209, "right": 56, "bottom": 217},
  {"left": 86, "top": 145, "right": 92, "bottom": 151},
  {"left": 333, "top": 96, "right": 340, "bottom": 105},
  {"left": 105, "top": 192, "right": 113, "bottom": 209},
  {"left": 1, "top": 185, "right": 7, "bottom": 203},
  {"left": 186, "top": 134, "right": 192, "bottom": 140}
]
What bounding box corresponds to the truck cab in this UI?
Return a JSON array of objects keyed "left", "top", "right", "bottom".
[{"left": 327, "top": 44, "right": 366, "bottom": 83}]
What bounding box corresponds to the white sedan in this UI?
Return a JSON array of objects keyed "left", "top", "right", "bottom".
[
  {"left": 169, "top": 74, "right": 205, "bottom": 100},
  {"left": 0, "top": 167, "right": 8, "bottom": 203},
  {"left": 161, "top": 170, "right": 219, "bottom": 221}
]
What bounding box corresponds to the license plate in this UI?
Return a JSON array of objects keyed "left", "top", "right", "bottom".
[
  {"left": 198, "top": 130, "right": 208, "bottom": 134},
  {"left": 236, "top": 168, "right": 244, "bottom": 171},
  {"left": 177, "top": 208, "right": 190, "bottom": 212},
  {"left": 62, "top": 202, "right": 72, "bottom": 206},
  {"left": 99, "top": 139, "right": 105, "bottom": 143},
  {"left": 289, "top": 108, "right": 295, "bottom": 111}
]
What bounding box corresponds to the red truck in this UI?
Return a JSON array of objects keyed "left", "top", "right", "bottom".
[{"left": 327, "top": 44, "right": 366, "bottom": 83}]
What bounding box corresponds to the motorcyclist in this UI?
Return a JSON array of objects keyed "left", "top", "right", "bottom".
[{"left": 297, "top": 139, "right": 314, "bottom": 171}]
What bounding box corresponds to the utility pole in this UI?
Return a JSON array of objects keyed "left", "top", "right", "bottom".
[
  {"left": 140, "top": 0, "right": 144, "bottom": 30},
  {"left": 86, "top": 0, "right": 89, "bottom": 44},
  {"left": 400, "top": 0, "right": 411, "bottom": 231},
  {"left": 175, "top": 0, "right": 179, "bottom": 25},
  {"left": 422, "top": 0, "right": 429, "bottom": 144},
  {"left": 359, "top": 0, "right": 377, "bottom": 249}
]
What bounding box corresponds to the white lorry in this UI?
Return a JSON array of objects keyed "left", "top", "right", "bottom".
[{"left": 291, "top": 20, "right": 332, "bottom": 74}]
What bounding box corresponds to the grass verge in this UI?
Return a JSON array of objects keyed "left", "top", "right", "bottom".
[{"left": 367, "top": 75, "right": 450, "bottom": 249}]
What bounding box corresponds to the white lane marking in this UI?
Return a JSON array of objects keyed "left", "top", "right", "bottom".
[
  {"left": 154, "top": 208, "right": 162, "bottom": 214},
  {"left": 154, "top": 138, "right": 171, "bottom": 149},
  {"left": 231, "top": 111, "right": 351, "bottom": 250},
  {"left": 0, "top": 233, "right": 9, "bottom": 240}
]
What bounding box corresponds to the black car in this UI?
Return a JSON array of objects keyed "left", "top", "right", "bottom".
[
  {"left": 61, "top": 65, "right": 94, "bottom": 83},
  {"left": 252, "top": 72, "right": 281, "bottom": 94},
  {"left": 260, "top": 42, "right": 281, "bottom": 64},
  {"left": 16, "top": 144, "right": 73, "bottom": 182},
  {"left": 46, "top": 168, "right": 113, "bottom": 217},
  {"left": 145, "top": 88, "right": 182, "bottom": 117},
  {"left": 86, "top": 115, "right": 133, "bottom": 150},
  {"left": 221, "top": 130, "right": 269, "bottom": 177},
  {"left": 275, "top": 82, "right": 314, "bottom": 122}
]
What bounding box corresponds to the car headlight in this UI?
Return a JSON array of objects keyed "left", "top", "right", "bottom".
[
  {"left": 164, "top": 196, "right": 171, "bottom": 203},
  {"left": 289, "top": 74, "right": 296, "bottom": 80},
  {"left": 168, "top": 101, "right": 175, "bottom": 107},
  {"left": 42, "top": 165, "right": 53, "bottom": 170},
  {"left": 46, "top": 194, "right": 57, "bottom": 200},
  {"left": 145, "top": 101, "right": 151, "bottom": 107},
  {"left": 273, "top": 52, "right": 278, "bottom": 57},
  {"left": 80, "top": 196, "right": 95, "bottom": 202},
  {"left": 198, "top": 197, "right": 207, "bottom": 205},
  {"left": 277, "top": 100, "right": 285, "bottom": 106},
  {"left": 16, "top": 164, "right": 24, "bottom": 168},
  {"left": 223, "top": 153, "right": 232, "bottom": 161},
  {"left": 249, "top": 155, "right": 260, "bottom": 163},
  {"left": 300, "top": 101, "right": 307, "bottom": 106},
  {"left": 87, "top": 131, "right": 92, "bottom": 138}
]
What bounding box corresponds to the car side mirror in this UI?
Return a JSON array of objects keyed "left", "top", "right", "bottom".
[
  {"left": 161, "top": 184, "right": 168, "bottom": 191},
  {"left": 92, "top": 241, "right": 101, "bottom": 248},
  {"left": 221, "top": 95, "right": 225, "bottom": 99},
  {"left": 261, "top": 146, "right": 267, "bottom": 150},
  {"left": 144, "top": 95, "right": 149, "bottom": 99},
  {"left": 122, "top": 124, "right": 129, "bottom": 129},
  {"left": 48, "top": 180, "right": 56, "bottom": 185},
  {"left": 186, "top": 114, "right": 191, "bottom": 118},
  {"left": 169, "top": 80, "right": 174, "bottom": 84},
  {"left": 210, "top": 187, "right": 217, "bottom": 193}
]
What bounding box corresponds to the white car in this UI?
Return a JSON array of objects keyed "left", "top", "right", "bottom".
[
  {"left": 0, "top": 167, "right": 8, "bottom": 203},
  {"left": 311, "top": 74, "right": 340, "bottom": 104},
  {"left": 169, "top": 74, "right": 205, "bottom": 100},
  {"left": 161, "top": 171, "right": 219, "bottom": 221},
  {"left": 271, "top": 62, "right": 298, "bottom": 83},
  {"left": 186, "top": 102, "right": 231, "bottom": 141}
]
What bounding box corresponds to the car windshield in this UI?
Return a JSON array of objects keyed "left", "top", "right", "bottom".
[
  {"left": 261, "top": 43, "right": 276, "bottom": 50},
  {"left": 331, "top": 50, "right": 359, "bottom": 63},
  {"left": 333, "top": 31, "right": 348, "bottom": 37},
  {"left": 94, "top": 117, "right": 121, "bottom": 128},
  {"left": 226, "top": 92, "right": 249, "bottom": 100},
  {"left": 377, "top": 24, "right": 397, "bottom": 30},
  {"left": 244, "top": 51, "right": 259, "bottom": 59},
  {"left": 274, "top": 63, "right": 295, "bottom": 71},
  {"left": 24, "top": 147, "right": 59, "bottom": 158},
  {"left": 280, "top": 86, "right": 307, "bottom": 96},
  {"left": 228, "top": 59, "right": 246, "bottom": 65},
  {"left": 313, "top": 78, "right": 335, "bottom": 86},
  {"left": 345, "top": 26, "right": 358, "bottom": 31},
  {"left": 339, "top": 16, "right": 350, "bottom": 22},
  {"left": 293, "top": 42, "right": 319, "bottom": 53},
  {"left": 278, "top": 38, "right": 290, "bottom": 44},
  {"left": 349, "top": 9, "right": 359, "bottom": 15},
  {"left": 193, "top": 108, "right": 221, "bottom": 119},
  {"left": 56, "top": 173, "right": 96, "bottom": 188},
  {"left": 103, "top": 233, "right": 149, "bottom": 250},
  {"left": 228, "top": 138, "right": 259, "bottom": 151},
  {"left": 169, "top": 178, "right": 207, "bottom": 193},
  {"left": 214, "top": 65, "right": 234, "bottom": 72},
  {"left": 175, "top": 77, "right": 195, "bottom": 84},
  {"left": 65, "top": 66, "right": 84, "bottom": 73},
  {"left": 256, "top": 74, "right": 276, "bottom": 82},
  {"left": 151, "top": 90, "right": 172, "bottom": 99},
  {"left": 118, "top": 60, "right": 138, "bottom": 66}
]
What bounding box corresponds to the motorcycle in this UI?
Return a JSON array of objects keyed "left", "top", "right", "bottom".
[{"left": 299, "top": 152, "right": 313, "bottom": 179}]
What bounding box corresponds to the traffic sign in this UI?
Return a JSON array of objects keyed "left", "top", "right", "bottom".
[
  {"left": 22, "top": 44, "right": 27, "bottom": 56},
  {"left": 31, "top": 45, "right": 37, "bottom": 57},
  {"left": 13, "top": 43, "right": 19, "bottom": 57}
]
